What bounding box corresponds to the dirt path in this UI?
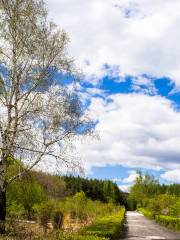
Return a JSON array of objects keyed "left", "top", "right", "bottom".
[{"left": 120, "top": 211, "right": 180, "bottom": 240}]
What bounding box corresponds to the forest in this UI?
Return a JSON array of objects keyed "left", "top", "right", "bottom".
[{"left": 62, "top": 175, "right": 127, "bottom": 206}]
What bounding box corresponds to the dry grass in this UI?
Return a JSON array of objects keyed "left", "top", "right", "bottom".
[{"left": 0, "top": 214, "right": 94, "bottom": 240}]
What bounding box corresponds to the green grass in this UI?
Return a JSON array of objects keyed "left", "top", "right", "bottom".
[
  {"left": 138, "top": 208, "right": 180, "bottom": 231},
  {"left": 2, "top": 206, "right": 125, "bottom": 240},
  {"left": 155, "top": 215, "right": 180, "bottom": 231},
  {"left": 35, "top": 207, "right": 125, "bottom": 240},
  {"left": 138, "top": 208, "right": 154, "bottom": 219},
  {"left": 81, "top": 207, "right": 125, "bottom": 240},
  {"left": 59, "top": 235, "right": 107, "bottom": 240},
  {"left": 33, "top": 233, "right": 108, "bottom": 240}
]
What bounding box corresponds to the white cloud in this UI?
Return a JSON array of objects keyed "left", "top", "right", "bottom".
[
  {"left": 131, "top": 76, "right": 158, "bottom": 95},
  {"left": 161, "top": 169, "right": 180, "bottom": 183},
  {"left": 86, "top": 87, "right": 107, "bottom": 97},
  {"left": 118, "top": 184, "right": 132, "bottom": 192},
  {"left": 122, "top": 171, "right": 138, "bottom": 183},
  {"left": 76, "top": 93, "right": 180, "bottom": 173},
  {"left": 113, "top": 171, "right": 138, "bottom": 184},
  {"left": 44, "top": 1, "right": 180, "bottom": 180},
  {"left": 46, "top": 0, "right": 180, "bottom": 86}
]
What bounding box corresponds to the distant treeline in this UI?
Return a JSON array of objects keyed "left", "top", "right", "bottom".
[
  {"left": 29, "top": 171, "right": 127, "bottom": 206},
  {"left": 63, "top": 175, "right": 127, "bottom": 206},
  {"left": 128, "top": 172, "right": 180, "bottom": 210},
  {"left": 155, "top": 183, "right": 180, "bottom": 196}
]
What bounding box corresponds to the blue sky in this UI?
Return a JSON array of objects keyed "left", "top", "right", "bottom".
[
  {"left": 74, "top": 70, "right": 180, "bottom": 191},
  {"left": 46, "top": 0, "right": 180, "bottom": 191},
  {"left": 83, "top": 73, "right": 180, "bottom": 190}
]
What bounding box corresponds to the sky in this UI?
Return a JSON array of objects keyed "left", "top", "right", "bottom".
[{"left": 46, "top": 0, "right": 180, "bottom": 191}]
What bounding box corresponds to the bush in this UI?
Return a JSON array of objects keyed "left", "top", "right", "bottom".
[
  {"left": 7, "top": 177, "right": 47, "bottom": 220},
  {"left": 34, "top": 201, "right": 55, "bottom": 235},
  {"left": 7, "top": 201, "right": 24, "bottom": 218},
  {"left": 81, "top": 207, "right": 125, "bottom": 240},
  {"left": 146, "top": 194, "right": 178, "bottom": 216},
  {"left": 53, "top": 210, "right": 64, "bottom": 230},
  {"left": 155, "top": 215, "right": 180, "bottom": 231},
  {"left": 138, "top": 208, "right": 180, "bottom": 231},
  {"left": 138, "top": 208, "right": 154, "bottom": 219},
  {"left": 35, "top": 205, "right": 125, "bottom": 240},
  {"left": 169, "top": 200, "right": 180, "bottom": 218},
  {"left": 59, "top": 234, "right": 108, "bottom": 240},
  {"left": 60, "top": 192, "right": 120, "bottom": 224},
  {"left": 70, "top": 192, "right": 89, "bottom": 221}
]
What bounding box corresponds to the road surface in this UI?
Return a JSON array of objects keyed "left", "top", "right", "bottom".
[{"left": 120, "top": 211, "right": 180, "bottom": 240}]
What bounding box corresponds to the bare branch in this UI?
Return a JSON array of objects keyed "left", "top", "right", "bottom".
[{"left": 0, "top": 0, "right": 93, "bottom": 189}]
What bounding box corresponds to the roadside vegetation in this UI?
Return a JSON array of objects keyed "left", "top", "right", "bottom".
[
  {"left": 1, "top": 164, "right": 126, "bottom": 239},
  {"left": 128, "top": 172, "right": 180, "bottom": 231},
  {"left": 62, "top": 175, "right": 127, "bottom": 206},
  {"left": 80, "top": 207, "right": 125, "bottom": 240}
]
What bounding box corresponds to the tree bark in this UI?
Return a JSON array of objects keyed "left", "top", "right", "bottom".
[
  {"left": 0, "top": 188, "right": 6, "bottom": 234},
  {"left": 0, "top": 161, "right": 6, "bottom": 234}
]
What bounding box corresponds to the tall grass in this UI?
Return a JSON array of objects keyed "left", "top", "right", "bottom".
[{"left": 80, "top": 207, "right": 125, "bottom": 240}]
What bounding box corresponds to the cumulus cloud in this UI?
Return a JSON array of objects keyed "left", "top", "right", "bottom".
[
  {"left": 118, "top": 184, "right": 132, "bottom": 192},
  {"left": 113, "top": 171, "right": 138, "bottom": 184},
  {"left": 114, "top": 171, "right": 138, "bottom": 183},
  {"left": 122, "top": 171, "right": 139, "bottom": 183},
  {"left": 44, "top": 0, "right": 180, "bottom": 180},
  {"left": 76, "top": 93, "right": 180, "bottom": 172},
  {"left": 46, "top": 0, "right": 180, "bottom": 86},
  {"left": 161, "top": 169, "right": 180, "bottom": 183}
]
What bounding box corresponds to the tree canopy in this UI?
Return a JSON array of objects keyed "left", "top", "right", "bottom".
[
  {"left": 128, "top": 171, "right": 180, "bottom": 210},
  {"left": 0, "top": 0, "right": 93, "bottom": 232},
  {"left": 63, "top": 175, "right": 127, "bottom": 206}
]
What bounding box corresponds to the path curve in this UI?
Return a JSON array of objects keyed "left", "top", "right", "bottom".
[{"left": 120, "top": 211, "right": 180, "bottom": 240}]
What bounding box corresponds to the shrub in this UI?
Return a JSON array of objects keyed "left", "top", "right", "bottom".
[
  {"left": 59, "top": 234, "right": 108, "bottom": 240},
  {"left": 155, "top": 215, "right": 180, "bottom": 231},
  {"left": 81, "top": 207, "right": 125, "bottom": 240},
  {"left": 60, "top": 192, "right": 120, "bottom": 223},
  {"left": 138, "top": 208, "right": 154, "bottom": 219},
  {"left": 71, "top": 192, "right": 89, "bottom": 221},
  {"left": 53, "top": 210, "right": 64, "bottom": 230},
  {"left": 34, "top": 201, "right": 55, "bottom": 235},
  {"left": 7, "top": 201, "right": 24, "bottom": 218},
  {"left": 138, "top": 208, "right": 180, "bottom": 231},
  {"left": 169, "top": 200, "right": 180, "bottom": 218},
  {"left": 7, "top": 177, "right": 47, "bottom": 220},
  {"left": 144, "top": 194, "right": 178, "bottom": 217}
]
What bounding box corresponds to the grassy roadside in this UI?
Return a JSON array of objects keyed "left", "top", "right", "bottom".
[
  {"left": 138, "top": 208, "right": 180, "bottom": 231},
  {"left": 79, "top": 207, "right": 125, "bottom": 240},
  {"left": 0, "top": 207, "right": 126, "bottom": 240},
  {"left": 48, "top": 207, "right": 126, "bottom": 240}
]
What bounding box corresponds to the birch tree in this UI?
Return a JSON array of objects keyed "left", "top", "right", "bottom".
[{"left": 0, "top": 0, "right": 92, "bottom": 232}]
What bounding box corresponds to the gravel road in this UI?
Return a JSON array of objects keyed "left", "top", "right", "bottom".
[{"left": 120, "top": 211, "right": 180, "bottom": 240}]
